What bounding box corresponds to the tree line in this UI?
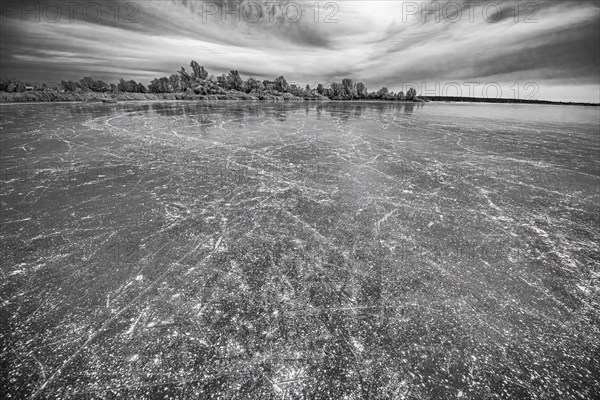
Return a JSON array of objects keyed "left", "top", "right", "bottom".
[{"left": 0, "top": 60, "right": 419, "bottom": 101}]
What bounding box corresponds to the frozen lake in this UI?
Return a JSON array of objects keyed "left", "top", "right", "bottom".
[{"left": 1, "top": 101, "right": 599, "bottom": 398}]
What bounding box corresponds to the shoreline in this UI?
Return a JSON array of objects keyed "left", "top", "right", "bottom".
[
  {"left": 0, "top": 91, "right": 597, "bottom": 107},
  {"left": 423, "top": 96, "right": 599, "bottom": 107}
]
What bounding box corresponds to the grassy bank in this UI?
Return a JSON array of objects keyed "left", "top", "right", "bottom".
[{"left": 0, "top": 90, "right": 330, "bottom": 103}]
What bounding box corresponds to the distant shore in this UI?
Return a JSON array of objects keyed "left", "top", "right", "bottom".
[
  {"left": 423, "top": 96, "right": 599, "bottom": 107},
  {"left": 0, "top": 91, "right": 597, "bottom": 106}
]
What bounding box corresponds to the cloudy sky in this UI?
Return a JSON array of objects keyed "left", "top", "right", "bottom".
[{"left": 1, "top": 0, "right": 599, "bottom": 102}]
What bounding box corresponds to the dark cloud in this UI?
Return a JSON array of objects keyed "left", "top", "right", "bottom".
[{"left": 378, "top": 19, "right": 599, "bottom": 83}]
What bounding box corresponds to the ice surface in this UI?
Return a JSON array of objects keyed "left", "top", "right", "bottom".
[{"left": 1, "top": 101, "right": 598, "bottom": 398}]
